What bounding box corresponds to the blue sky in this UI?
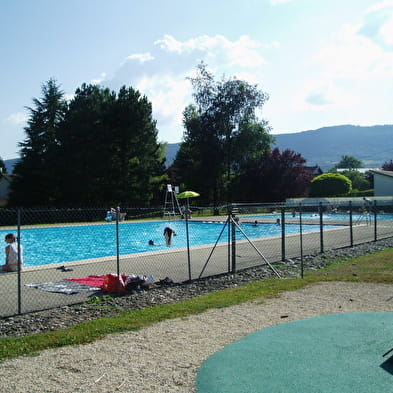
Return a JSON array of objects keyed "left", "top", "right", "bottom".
[{"left": 1, "top": 0, "right": 393, "bottom": 160}]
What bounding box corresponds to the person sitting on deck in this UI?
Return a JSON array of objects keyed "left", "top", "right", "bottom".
[{"left": 1, "top": 233, "right": 23, "bottom": 272}]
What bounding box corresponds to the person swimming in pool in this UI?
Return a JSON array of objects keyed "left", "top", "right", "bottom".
[{"left": 163, "top": 227, "right": 177, "bottom": 247}]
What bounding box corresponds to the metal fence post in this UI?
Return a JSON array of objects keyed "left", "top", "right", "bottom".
[
  {"left": 231, "top": 216, "right": 236, "bottom": 273},
  {"left": 349, "top": 201, "right": 353, "bottom": 247},
  {"left": 17, "top": 208, "right": 22, "bottom": 315},
  {"left": 116, "top": 207, "right": 121, "bottom": 293},
  {"left": 374, "top": 200, "right": 377, "bottom": 242},
  {"left": 319, "top": 202, "right": 324, "bottom": 253},
  {"left": 227, "top": 212, "right": 231, "bottom": 273},
  {"left": 281, "top": 207, "right": 285, "bottom": 261},
  {"left": 185, "top": 213, "right": 192, "bottom": 281},
  {"left": 299, "top": 204, "right": 304, "bottom": 279}
]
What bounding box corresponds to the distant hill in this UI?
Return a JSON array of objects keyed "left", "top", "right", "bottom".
[
  {"left": 164, "top": 143, "right": 180, "bottom": 167},
  {"left": 273, "top": 124, "right": 393, "bottom": 171},
  {"left": 6, "top": 125, "right": 393, "bottom": 172},
  {"left": 3, "top": 158, "right": 18, "bottom": 173},
  {"left": 165, "top": 125, "right": 393, "bottom": 171}
]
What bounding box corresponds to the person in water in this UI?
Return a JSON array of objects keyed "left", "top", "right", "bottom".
[{"left": 163, "top": 227, "right": 177, "bottom": 247}]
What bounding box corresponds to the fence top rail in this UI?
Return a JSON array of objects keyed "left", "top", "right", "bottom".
[{"left": 286, "top": 197, "right": 393, "bottom": 207}]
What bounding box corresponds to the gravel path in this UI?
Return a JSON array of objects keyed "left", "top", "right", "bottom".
[{"left": 1, "top": 281, "right": 393, "bottom": 392}]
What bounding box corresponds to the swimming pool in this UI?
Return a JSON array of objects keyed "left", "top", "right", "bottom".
[{"left": 0, "top": 220, "right": 340, "bottom": 267}]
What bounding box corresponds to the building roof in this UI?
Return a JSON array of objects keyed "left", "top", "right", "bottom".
[
  {"left": 304, "top": 165, "right": 323, "bottom": 176},
  {"left": 370, "top": 169, "right": 393, "bottom": 178},
  {"left": 337, "top": 168, "right": 379, "bottom": 174}
]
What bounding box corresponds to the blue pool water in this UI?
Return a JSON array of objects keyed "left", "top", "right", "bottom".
[{"left": 0, "top": 220, "right": 340, "bottom": 267}]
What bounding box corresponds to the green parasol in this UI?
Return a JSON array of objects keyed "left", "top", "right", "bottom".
[
  {"left": 177, "top": 191, "right": 200, "bottom": 199},
  {"left": 177, "top": 190, "right": 200, "bottom": 212}
]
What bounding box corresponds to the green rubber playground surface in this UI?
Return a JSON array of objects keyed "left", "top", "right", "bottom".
[{"left": 197, "top": 313, "right": 393, "bottom": 393}]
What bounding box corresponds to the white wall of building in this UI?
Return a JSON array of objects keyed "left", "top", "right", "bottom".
[{"left": 374, "top": 172, "right": 393, "bottom": 196}]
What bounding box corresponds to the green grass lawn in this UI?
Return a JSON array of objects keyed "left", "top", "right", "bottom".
[{"left": 1, "top": 247, "right": 393, "bottom": 361}]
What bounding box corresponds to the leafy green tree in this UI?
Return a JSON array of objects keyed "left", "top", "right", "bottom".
[
  {"left": 56, "top": 84, "right": 165, "bottom": 206},
  {"left": 173, "top": 63, "right": 273, "bottom": 207},
  {"left": 331, "top": 155, "right": 363, "bottom": 170},
  {"left": 9, "top": 79, "right": 67, "bottom": 206},
  {"left": 234, "top": 148, "right": 313, "bottom": 202},
  {"left": 310, "top": 173, "right": 352, "bottom": 197},
  {"left": 340, "top": 170, "right": 371, "bottom": 191},
  {"left": 382, "top": 160, "right": 393, "bottom": 171}
]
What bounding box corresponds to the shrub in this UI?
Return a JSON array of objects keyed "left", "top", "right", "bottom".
[
  {"left": 349, "top": 189, "right": 374, "bottom": 197},
  {"left": 310, "top": 173, "right": 352, "bottom": 197}
]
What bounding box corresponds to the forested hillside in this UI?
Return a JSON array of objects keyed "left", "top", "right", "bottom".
[
  {"left": 164, "top": 124, "right": 393, "bottom": 170},
  {"left": 273, "top": 125, "right": 393, "bottom": 170}
]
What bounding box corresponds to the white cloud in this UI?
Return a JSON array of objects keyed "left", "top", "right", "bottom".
[
  {"left": 365, "top": 0, "right": 393, "bottom": 14},
  {"left": 305, "top": 92, "right": 332, "bottom": 106},
  {"left": 136, "top": 75, "right": 190, "bottom": 118},
  {"left": 154, "top": 35, "right": 184, "bottom": 54},
  {"left": 4, "top": 112, "right": 28, "bottom": 125},
  {"left": 287, "top": 3, "right": 393, "bottom": 127},
  {"left": 313, "top": 20, "right": 393, "bottom": 81},
  {"left": 379, "top": 14, "right": 393, "bottom": 44},
  {"left": 154, "top": 34, "right": 269, "bottom": 67},
  {"left": 294, "top": 80, "right": 361, "bottom": 112},
  {"left": 90, "top": 72, "right": 107, "bottom": 84},
  {"left": 106, "top": 34, "right": 276, "bottom": 142},
  {"left": 362, "top": 0, "right": 393, "bottom": 46},
  {"left": 125, "top": 52, "right": 154, "bottom": 63}
]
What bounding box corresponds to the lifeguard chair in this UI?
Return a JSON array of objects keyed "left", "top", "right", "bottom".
[{"left": 163, "top": 184, "right": 182, "bottom": 218}]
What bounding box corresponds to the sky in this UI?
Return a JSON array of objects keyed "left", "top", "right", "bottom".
[{"left": 1, "top": 0, "right": 393, "bottom": 160}]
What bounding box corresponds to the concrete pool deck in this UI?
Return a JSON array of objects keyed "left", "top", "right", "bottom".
[{"left": 0, "top": 218, "right": 392, "bottom": 317}]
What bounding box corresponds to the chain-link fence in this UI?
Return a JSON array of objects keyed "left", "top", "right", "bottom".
[{"left": 1, "top": 197, "right": 392, "bottom": 317}]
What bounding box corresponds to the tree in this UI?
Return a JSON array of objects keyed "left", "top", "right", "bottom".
[
  {"left": 9, "top": 79, "right": 67, "bottom": 206},
  {"left": 332, "top": 155, "right": 363, "bottom": 170},
  {"left": 340, "top": 170, "right": 371, "bottom": 191},
  {"left": 234, "top": 148, "right": 313, "bottom": 202},
  {"left": 0, "top": 157, "right": 6, "bottom": 174},
  {"left": 382, "top": 160, "right": 393, "bottom": 171},
  {"left": 9, "top": 81, "right": 166, "bottom": 207},
  {"left": 56, "top": 84, "right": 166, "bottom": 206},
  {"left": 310, "top": 173, "right": 352, "bottom": 197},
  {"left": 173, "top": 63, "right": 274, "bottom": 207}
]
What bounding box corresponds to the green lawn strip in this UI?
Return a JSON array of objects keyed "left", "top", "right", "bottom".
[
  {"left": 306, "top": 247, "right": 393, "bottom": 283},
  {"left": 1, "top": 248, "right": 392, "bottom": 361}
]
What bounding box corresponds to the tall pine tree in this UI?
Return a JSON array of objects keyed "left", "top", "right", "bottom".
[
  {"left": 9, "top": 79, "right": 67, "bottom": 206},
  {"left": 56, "top": 84, "right": 165, "bottom": 206}
]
